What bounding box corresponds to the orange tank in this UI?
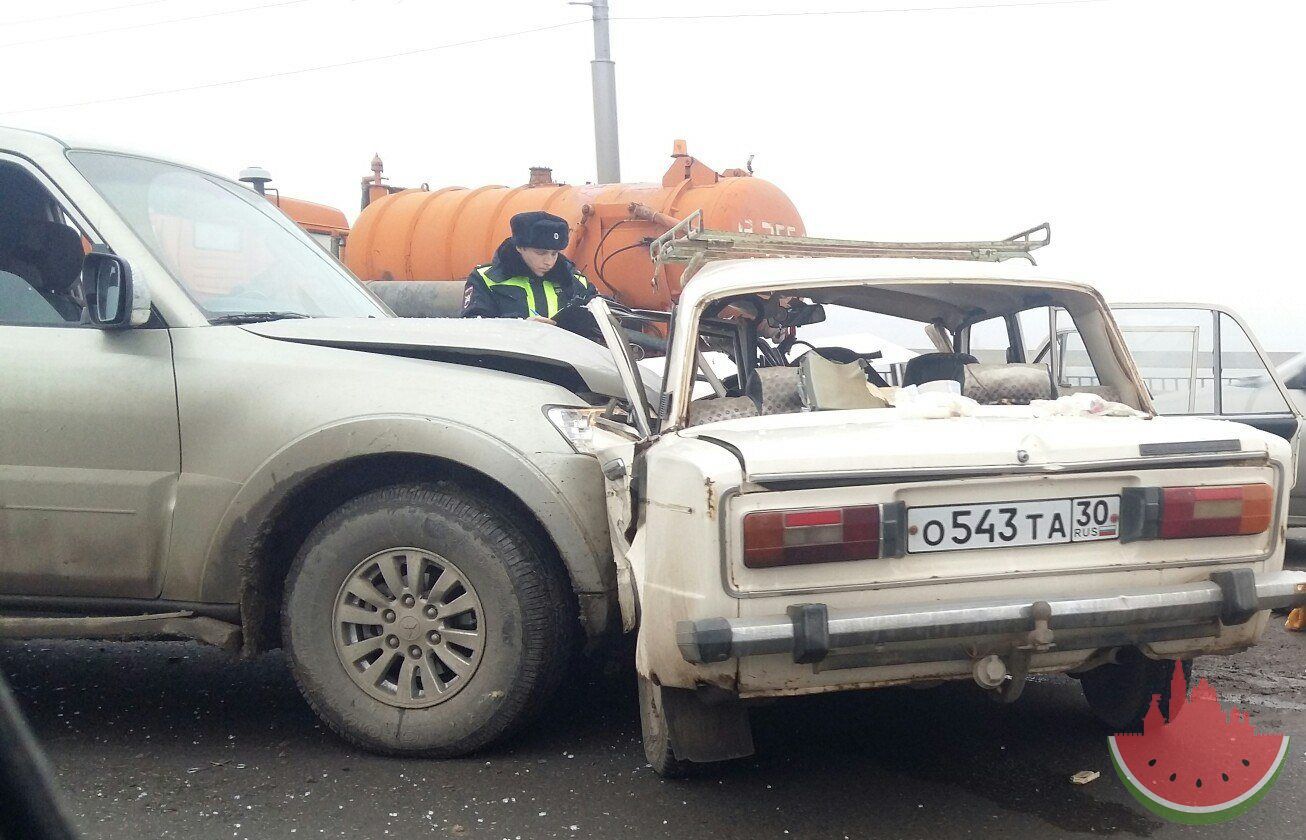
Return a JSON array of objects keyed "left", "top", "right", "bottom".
[{"left": 344, "top": 141, "right": 804, "bottom": 311}]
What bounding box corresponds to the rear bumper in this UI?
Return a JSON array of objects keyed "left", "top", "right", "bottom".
[{"left": 677, "top": 569, "right": 1306, "bottom": 666}]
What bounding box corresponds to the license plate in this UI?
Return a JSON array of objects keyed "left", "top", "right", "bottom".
[{"left": 906, "top": 495, "right": 1120, "bottom": 554}]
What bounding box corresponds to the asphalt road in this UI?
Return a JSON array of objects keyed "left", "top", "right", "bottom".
[{"left": 3, "top": 538, "right": 1304, "bottom": 840}]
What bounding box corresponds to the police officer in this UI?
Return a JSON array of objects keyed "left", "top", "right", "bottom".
[{"left": 461, "top": 211, "right": 597, "bottom": 322}]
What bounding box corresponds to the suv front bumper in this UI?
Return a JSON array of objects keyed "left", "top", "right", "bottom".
[{"left": 677, "top": 569, "right": 1306, "bottom": 667}]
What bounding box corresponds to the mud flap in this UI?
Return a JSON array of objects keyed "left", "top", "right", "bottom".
[{"left": 662, "top": 686, "right": 755, "bottom": 764}]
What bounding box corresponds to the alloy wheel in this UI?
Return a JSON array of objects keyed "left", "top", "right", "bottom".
[{"left": 332, "top": 547, "right": 486, "bottom": 708}]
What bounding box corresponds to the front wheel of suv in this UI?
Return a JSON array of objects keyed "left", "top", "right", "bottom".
[{"left": 281, "top": 482, "right": 576, "bottom": 756}]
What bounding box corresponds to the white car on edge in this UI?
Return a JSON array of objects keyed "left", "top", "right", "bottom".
[{"left": 559, "top": 217, "right": 1306, "bottom": 776}]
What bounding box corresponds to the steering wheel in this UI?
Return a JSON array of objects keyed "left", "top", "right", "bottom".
[{"left": 756, "top": 335, "right": 792, "bottom": 368}]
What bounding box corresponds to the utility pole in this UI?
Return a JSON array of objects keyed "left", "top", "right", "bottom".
[{"left": 572, "top": 0, "right": 621, "bottom": 182}]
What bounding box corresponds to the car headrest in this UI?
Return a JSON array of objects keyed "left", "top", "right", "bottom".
[
  {"left": 0, "top": 221, "right": 84, "bottom": 293},
  {"left": 902, "top": 352, "right": 979, "bottom": 387},
  {"left": 33, "top": 223, "right": 84, "bottom": 293},
  {"left": 962, "top": 363, "right": 1058, "bottom": 405}
]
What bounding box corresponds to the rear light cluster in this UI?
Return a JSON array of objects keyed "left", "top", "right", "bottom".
[
  {"left": 742, "top": 503, "right": 905, "bottom": 569},
  {"left": 1120, "top": 483, "right": 1273, "bottom": 543}
]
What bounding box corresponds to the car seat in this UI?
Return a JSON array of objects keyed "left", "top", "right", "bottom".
[
  {"left": 797, "top": 353, "right": 890, "bottom": 411},
  {"left": 745, "top": 367, "right": 805, "bottom": 415},
  {"left": 687, "top": 395, "right": 760, "bottom": 426},
  {"left": 805, "top": 347, "right": 890, "bottom": 387},
  {"left": 901, "top": 352, "right": 978, "bottom": 387},
  {"left": 962, "top": 363, "right": 1058, "bottom": 405}
]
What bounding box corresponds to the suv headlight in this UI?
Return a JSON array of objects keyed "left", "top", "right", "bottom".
[{"left": 545, "top": 406, "right": 604, "bottom": 455}]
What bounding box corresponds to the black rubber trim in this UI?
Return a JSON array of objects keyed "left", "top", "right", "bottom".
[
  {"left": 1210, "top": 569, "right": 1258, "bottom": 626},
  {"left": 694, "top": 434, "right": 747, "bottom": 472},
  {"left": 1119, "top": 486, "right": 1162, "bottom": 544},
  {"left": 787, "top": 603, "right": 830, "bottom": 664},
  {"left": 1139, "top": 439, "right": 1240, "bottom": 456},
  {"left": 880, "top": 501, "right": 908, "bottom": 559},
  {"left": 689, "top": 618, "right": 734, "bottom": 664}
]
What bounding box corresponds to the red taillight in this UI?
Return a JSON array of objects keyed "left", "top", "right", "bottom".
[
  {"left": 1158, "top": 484, "right": 1273, "bottom": 539},
  {"left": 743, "top": 505, "right": 881, "bottom": 568},
  {"left": 1122, "top": 483, "right": 1275, "bottom": 542}
]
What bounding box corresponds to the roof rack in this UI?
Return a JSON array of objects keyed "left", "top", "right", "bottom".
[{"left": 650, "top": 211, "right": 1051, "bottom": 282}]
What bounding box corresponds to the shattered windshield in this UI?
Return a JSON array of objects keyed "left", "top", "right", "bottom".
[
  {"left": 668, "top": 287, "right": 1138, "bottom": 426},
  {"left": 68, "top": 151, "right": 385, "bottom": 321}
]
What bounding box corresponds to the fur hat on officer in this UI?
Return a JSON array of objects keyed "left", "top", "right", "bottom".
[{"left": 510, "top": 211, "right": 570, "bottom": 250}]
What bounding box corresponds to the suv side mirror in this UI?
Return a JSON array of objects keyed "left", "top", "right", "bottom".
[
  {"left": 83, "top": 252, "right": 146, "bottom": 328},
  {"left": 1285, "top": 369, "right": 1305, "bottom": 391}
]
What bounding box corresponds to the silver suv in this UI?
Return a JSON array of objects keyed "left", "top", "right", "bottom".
[{"left": 0, "top": 127, "right": 627, "bottom": 755}]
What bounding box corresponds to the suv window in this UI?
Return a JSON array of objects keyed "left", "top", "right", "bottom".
[
  {"left": 0, "top": 162, "right": 88, "bottom": 327},
  {"left": 0, "top": 269, "right": 68, "bottom": 325},
  {"left": 69, "top": 152, "right": 383, "bottom": 321}
]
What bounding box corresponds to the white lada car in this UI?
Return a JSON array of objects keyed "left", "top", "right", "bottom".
[{"left": 559, "top": 218, "right": 1306, "bottom": 776}]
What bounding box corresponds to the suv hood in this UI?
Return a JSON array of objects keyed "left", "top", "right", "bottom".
[
  {"left": 685, "top": 409, "right": 1276, "bottom": 484},
  {"left": 242, "top": 317, "right": 657, "bottom": 400}
]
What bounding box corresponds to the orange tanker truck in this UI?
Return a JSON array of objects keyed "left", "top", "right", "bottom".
[
  {"left": 261, "top": 141, "right": 804, "bottom": 317},
  {"left": 240, "top": 166, "right": 350, "bottom": 259}
]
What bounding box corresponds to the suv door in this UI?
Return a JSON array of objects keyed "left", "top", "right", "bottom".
[
  {"left": 1056, "top": 304, "right": 1302, "bottom": 525},
  {"left": 0, "top": 155, "right": 180, "bottom": 599}
]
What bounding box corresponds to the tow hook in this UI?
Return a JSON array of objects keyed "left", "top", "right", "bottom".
[
  {"left": 972, "top": 601, "right": 1055, "bottom": 703},
  {"left": 1022, "top": 601, "right": 1055, "bottom": 651}
]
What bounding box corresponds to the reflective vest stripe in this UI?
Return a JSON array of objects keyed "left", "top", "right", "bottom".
[
  {"left": 477, "top": 267, "right": 539, "bottom": 314},
  {"left": 541, "top": 281, "right": 559, "bottom": 316},
  {"left": 477, "top": 266, "right": 583, "bottom": 317}
]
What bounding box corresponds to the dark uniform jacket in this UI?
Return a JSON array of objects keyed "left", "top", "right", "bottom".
[{"left": 461, "top": 239, "right": 597, "bottom": 319}]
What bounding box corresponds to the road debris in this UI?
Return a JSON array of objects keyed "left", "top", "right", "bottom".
[{"left": 1070, "top": 770, "right": 1101, "bottom": 785}]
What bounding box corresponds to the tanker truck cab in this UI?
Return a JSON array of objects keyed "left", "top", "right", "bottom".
[{"left": 569, "top": 216, "right": 1306, "bottom": 776}]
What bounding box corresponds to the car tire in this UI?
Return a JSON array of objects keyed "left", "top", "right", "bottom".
[
  {"left": 638, "top": 677, "right": 694, "bottom": 778},
  {"left": 281, "top": 482, "right": 576, "bottom": 757},
  {"left": 1079, "top": 649, "right": 1192, "bottom": 733}
]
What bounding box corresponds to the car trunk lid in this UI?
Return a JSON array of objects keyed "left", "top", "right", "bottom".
[{"left": 684, "top": 410, "right": 1268, "bottom": 486}]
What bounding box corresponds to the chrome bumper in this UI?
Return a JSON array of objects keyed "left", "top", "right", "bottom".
[{"left": 676, "top": 569, "right": 1306, "bottom": 666}]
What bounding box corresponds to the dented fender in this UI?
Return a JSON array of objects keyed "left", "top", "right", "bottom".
[{"left": 197, "top": 414, "right": 614, "bottom": 621}]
